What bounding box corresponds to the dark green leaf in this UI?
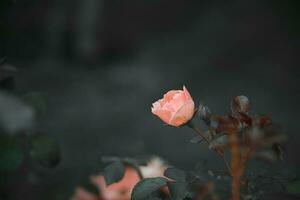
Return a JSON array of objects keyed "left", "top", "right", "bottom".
[
  {"left": 103, "top": 160, "right": 125, "bottom": 185},
  {"left": 131, "top": 177, "right": 168, "bottom": 200},
  {"left": 167, "top": 181, "right": 189, "bottom": 200},
  {"left": 29, "top": 133, "right": 61, "bottom": 168},
  {"left": 0, "top": 134, "right": 23, "bottom": 172}
]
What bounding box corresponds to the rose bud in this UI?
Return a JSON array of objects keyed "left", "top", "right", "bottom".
[
  {"left": 151, "top": 86, "right": 195, "bottom": 127},
  {"left": 230, "top": 95, "right": 250, "bottom": 116},
  {"left": 198, "top": 103, "right": 211, "bottom": 124}
]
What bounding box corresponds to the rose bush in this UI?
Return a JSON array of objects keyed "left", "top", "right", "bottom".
[{"left": 72, "top": 87, "right": 289, "bottom": 200}]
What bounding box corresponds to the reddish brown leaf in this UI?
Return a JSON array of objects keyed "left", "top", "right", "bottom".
[{"left": 214, "top": 116, "right": 240, "bottom": 133}]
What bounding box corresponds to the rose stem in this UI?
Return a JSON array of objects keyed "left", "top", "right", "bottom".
[
  {"left": 187, "top": 121, "right": 233, "bottom": 176},
  {"left": 187, "top": 121, "right": 210, "bottom": 144},
  {"left": 228, "top": 128, "right": 243, "bottom": 200}
]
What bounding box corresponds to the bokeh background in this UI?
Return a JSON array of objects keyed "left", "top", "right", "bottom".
[{"left": 1, "top": 0, "right": 300, "bottom": 199}]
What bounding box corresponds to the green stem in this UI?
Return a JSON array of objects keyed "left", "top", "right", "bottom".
[
  {"left": 187, "top": 121, "right": 233, "bottom": 176},
  {"left": 186, "top": 121, "right": 210, "bottom": 144}
]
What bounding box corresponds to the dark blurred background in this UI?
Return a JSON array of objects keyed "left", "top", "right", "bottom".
[{"left": 1, "top": 0, "right": 300, "bottom": 199}]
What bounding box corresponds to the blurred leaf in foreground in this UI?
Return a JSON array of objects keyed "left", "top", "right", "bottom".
[
  {"left": 0, "top": 134, "right": 23, "bottom": 172},
  {"left": 131, "top": 177, "right": 168, "bottom": 200},
  {"left": 23, "top": 92, "right": 48, "bottom": 117},
  {"left": 29, "top": 133, "right": 61, "bottom": 168},
  {"left": 0, "top": 92, "right": 35, "bottom": 134},
  {"left": 102, "top": 160, "right": 125, "bottom": 185},
  {"left": 287, "top": 179, "right": 300, "bottom": 195}
]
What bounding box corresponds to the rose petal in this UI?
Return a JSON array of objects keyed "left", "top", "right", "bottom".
[
  {"left": 183, "top": 86, "right": 192, "bottom": 101},
  {"left": 152, "top": 108, "right": 173, "bottom": 125},
  {"left": 170, "top": 100, "right": 195, "bottom": 127}
]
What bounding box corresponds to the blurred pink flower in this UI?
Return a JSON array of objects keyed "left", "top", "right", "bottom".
[
  {"left": 140, "top": 156, "right": 168, "bottom": 179},
  {"left": 151, "top": 86, "right": 195, "bottom": 127},
  {"left": 140, "top": 156, "right": 170, "bottom": 195},
  {"left": 72, "top": 166, "right": 141, "bottom": 200},
  {"left": 73, "top": 187, "right": 100, "bottom": 200}
]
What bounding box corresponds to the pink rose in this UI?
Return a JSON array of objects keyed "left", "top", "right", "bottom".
[{"left": 151, "top": 86, "right": 195, "bottom": 127}]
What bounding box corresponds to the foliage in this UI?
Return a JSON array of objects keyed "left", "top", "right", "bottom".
[
  {"left": 131, "top": 177, "right": 168, "bottom": 200},
  {"left": 102, "top": 160, "right": 126, "bottom": 185},
  {"left": 0, "top": 134, "right": 23, "bottom": 172},
  {"left": 29, "top": 132, "right": 61, "bottom": 168},
  {"left": 72, "top": 88, "right": 295, "bottom": 200},
  {"left": 0, "top": 58, "right": 61, "bottom": 199}
]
